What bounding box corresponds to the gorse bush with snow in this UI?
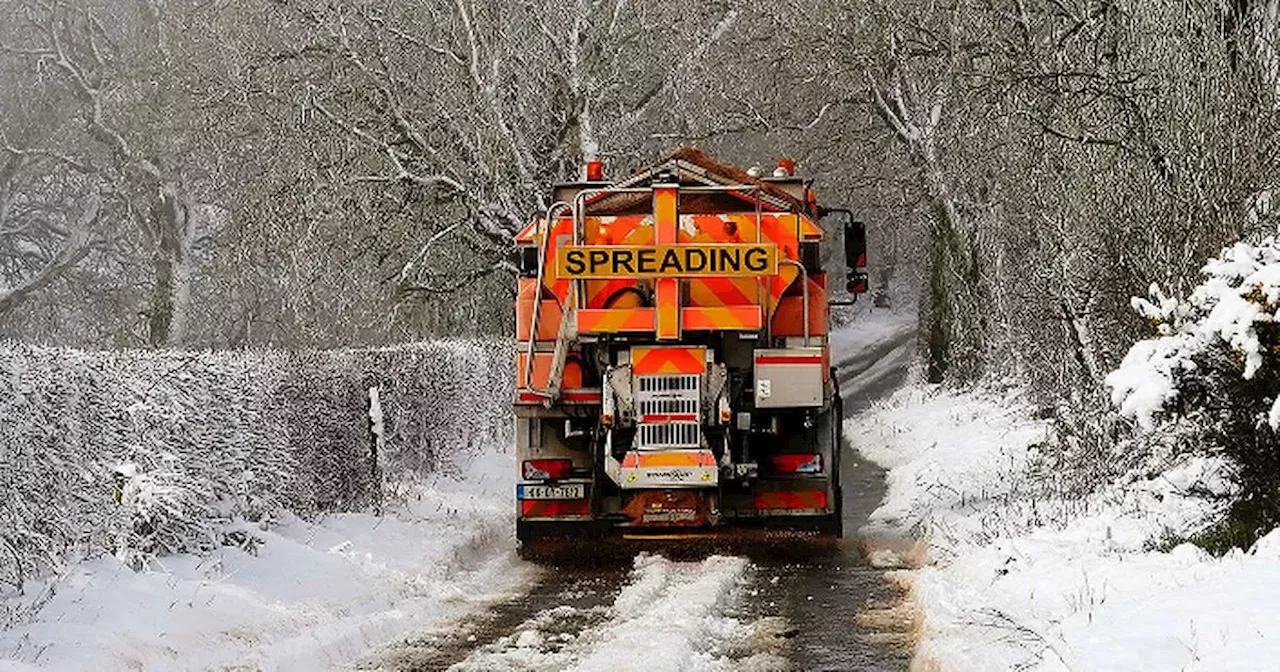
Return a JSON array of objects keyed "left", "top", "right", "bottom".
[
  {"left": 1107, "top": 235, "right": 1280, "bottom": 548},
  {"left": 0, "top": 341, "right": 511, "bottom": 604}
]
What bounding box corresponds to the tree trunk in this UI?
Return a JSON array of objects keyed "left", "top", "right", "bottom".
[
  {"left": 918, "top": 146, "right": 985, "bottom": 382},
  {"left": 925, "top": 236, "right": 950, "bottom": 383},
  {"left": 146, "top": 183, "right": 194, "bottom": 348}
]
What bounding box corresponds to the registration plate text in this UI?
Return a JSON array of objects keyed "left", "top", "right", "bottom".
[{"left": 518, "top": 483, "right": 586, "bottom": 500}]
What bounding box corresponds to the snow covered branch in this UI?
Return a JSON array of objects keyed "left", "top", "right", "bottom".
[
  {"left": 1108, "top": 236, "right": 1280, "bottom": 430},
  {"left": 0, "top": 339, "right": 512, "bottom": 595}
]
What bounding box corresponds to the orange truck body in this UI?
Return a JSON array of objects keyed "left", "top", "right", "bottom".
[{"left": 513, "top": 148, "right": 862, "bottom": 545}]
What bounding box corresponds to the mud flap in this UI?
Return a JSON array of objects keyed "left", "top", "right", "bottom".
[
  {"left": 622, "top": 489, "right": 717, "bottom": 527},
  {"left": 750, "top": 393, "right": 844, "bottom": 538}
]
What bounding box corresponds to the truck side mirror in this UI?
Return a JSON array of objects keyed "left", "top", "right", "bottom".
[
  {"left": 844, "top": 220, "right": 867, "bottom": 271},
  {"left": 844, "top": 220, "right": 868, "bottom": 295}
]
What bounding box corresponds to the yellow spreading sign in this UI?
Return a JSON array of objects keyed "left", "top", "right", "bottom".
[{"left": 555, "top": 244, "right": 778, "bottom": 278}]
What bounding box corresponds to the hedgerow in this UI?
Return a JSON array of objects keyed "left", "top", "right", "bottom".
[{"left": 0, "top": 340, "right": 511, "bottom": 599}]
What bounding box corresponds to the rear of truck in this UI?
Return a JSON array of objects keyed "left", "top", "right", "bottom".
[{"left": 513, "top": 148, "right": 867, "bottom": 548}]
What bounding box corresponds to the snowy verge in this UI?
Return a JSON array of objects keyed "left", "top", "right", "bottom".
[
  {"left": 0, "top": 447, "right": 533, "bottom": 671},
  {"left": 846, "top": 384, "right": 1276, "bottom": 671}
]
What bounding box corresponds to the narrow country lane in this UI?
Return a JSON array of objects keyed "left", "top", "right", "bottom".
[{"left": 375, "top": 312, "right": 918, "bottom": 672}]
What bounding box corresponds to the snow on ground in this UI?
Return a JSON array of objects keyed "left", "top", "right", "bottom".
[
  {"left": 446, "top": 554, "right": 787, "bottom": 672},
  {"left": 847, "top": 384, "right": 1277, "bottom": 671},
  {"left": 829, "top": 305, "right": 915, "bottom": 359},
  {"left": 0, "top": 446, "right": 535, "bottom": 671},
  {"left": 830, "top": 305, "right": 916, "bottom": 410}
]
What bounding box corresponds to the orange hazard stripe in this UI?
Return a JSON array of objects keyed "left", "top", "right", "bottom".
[
  {"left": 753, "top": 490, "right": 829, "bottom": 511},
  {"left": 682, "top": 306, "right": 762, "bottom": 331},
  {"left": 577, "top": 308, "right": 655, "bottom": 333},
  {"left": 586, "top": 215, "right": 647, "bottom": 246},
  {"left": 688, "top": 277, "right": 757, "bottom": 307},
  {"left": 621, "top": 450, "right": 717, "bottom": 468},
  {"left": 656, "top": 279, "right": 680, "bottom": 339},
  {"left": 632, "top": 346, "right": 706, "bottom": 375},
  {"left": 796, "top": 214, "right": 823, "bottom": 241},
  {"left": 654, "top": 186, "right": 680, "bottom": 340},
  {"left": 515, "top": 219, "right": 539, "bottom": 243},
  {"left": 586, "top": 278, "right": 643, "bottom": 308}
]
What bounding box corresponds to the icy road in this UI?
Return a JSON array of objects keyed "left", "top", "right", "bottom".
[{"left": 376, "top": 312, "right": 918, "bottom": 672}]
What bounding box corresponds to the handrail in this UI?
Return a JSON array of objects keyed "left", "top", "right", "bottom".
[{"left": 523, "top": 201, "right": 572, "bottom": 397}]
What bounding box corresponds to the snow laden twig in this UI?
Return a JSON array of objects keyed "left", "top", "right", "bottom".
[{"left": 1107, "top": 235, "right": 1280, "bottom": 430}]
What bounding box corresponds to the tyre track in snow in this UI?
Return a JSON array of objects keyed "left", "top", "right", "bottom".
[
  {"left": 380, "top": 555, "right": 789, "bottom": 671},
  {"left": 733, "top": 318, "right": 918, "bottom": 671},
  {"left": 376, "top": 315, "right": 917, "bottom": 671},
  {"left": 374, "top": 564, "right": 625, "bottom": 671}
]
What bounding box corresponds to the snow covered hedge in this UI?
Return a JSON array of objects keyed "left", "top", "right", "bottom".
[
  {"left": 1107, "top": 235, "right": 1280, "bottom": 547},
  {"left": 0, "top": 341, "right": 511, "bottom": 597}
]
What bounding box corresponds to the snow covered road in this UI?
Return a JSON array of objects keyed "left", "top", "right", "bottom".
[
  {"left": 377, "top": 547, "right": 914, "bottom": 672},
  {"left": 2, "top": 308, "right": 921, "bottom": 671},
  {"left": 373, "top": 308, "right": 921, "bottom": 672},
  {"left": 407, "top": 554, "right": 790, "bottom": 672}
]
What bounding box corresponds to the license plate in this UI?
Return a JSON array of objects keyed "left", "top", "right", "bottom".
[{"left": 518, "top": 483, "right": 586, "bottom": 500}]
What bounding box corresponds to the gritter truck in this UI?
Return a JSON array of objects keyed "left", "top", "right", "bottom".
[{"left": 513, "top": 148, "right": 867, "bottom": 550}]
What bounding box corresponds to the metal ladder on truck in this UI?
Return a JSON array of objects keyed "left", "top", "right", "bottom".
[{"left": 522, "top": 202, "right": 576, "bottom": 403}]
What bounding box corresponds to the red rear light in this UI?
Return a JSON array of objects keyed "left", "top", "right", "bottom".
[
  {"left": 522, "top": 499, "right": 590, "bottom": 517},
  {"left": 771, "top": 454, "right": 823, "bottom": 474},
  {"left": 754, "top": 490, "right": 828, "bottom": 510},
  {"left": 523, "top": 459, "right": 572, "bottom": 480}
]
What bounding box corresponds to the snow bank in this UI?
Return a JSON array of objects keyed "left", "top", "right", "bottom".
[
  {"left": 849, "top": 385, "right": 1264, "bottom": 671},
  {"left": 0, "top": 450, "right": 532, "bottom": 671},
  {"left": 851, "top": 385, "right": 1048, "bottom": 551}
]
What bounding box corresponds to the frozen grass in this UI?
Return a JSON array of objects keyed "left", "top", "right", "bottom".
[{"left": 847, "top": 384, "right": 1275, "bottom": 671}]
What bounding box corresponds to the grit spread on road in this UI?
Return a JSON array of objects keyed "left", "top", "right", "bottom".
[{"left": 375, "top": 310, "right": 918, "bottom": 672}]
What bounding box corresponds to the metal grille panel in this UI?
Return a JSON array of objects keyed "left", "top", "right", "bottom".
[
  {"left": 636, "top": 374, "right": 701, "bottom": 449},
  {"left": 638, "top": 396, "right": 698, "bottom": 416},
  {"left": 638, "top": 423, "right": 701, "bottom": 449}
]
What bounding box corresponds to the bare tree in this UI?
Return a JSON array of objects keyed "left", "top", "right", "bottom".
[{"left": 0, "top": 0, "right": 208, "bottom": 346}]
